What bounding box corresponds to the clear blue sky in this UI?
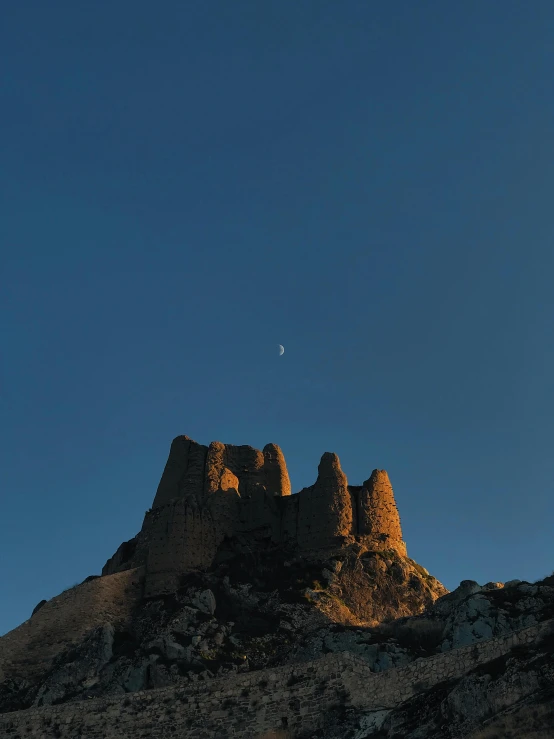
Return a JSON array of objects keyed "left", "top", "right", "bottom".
[{"left": 1, "top": 1, "right": 553, "bottom": 636}]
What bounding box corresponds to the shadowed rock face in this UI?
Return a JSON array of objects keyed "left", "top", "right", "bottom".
[
  {"left": 297, "top": 452, "right": 353, "bottom": 549},
  {"left": 151, "top": 435, "right": 207, "bottom": 508}
]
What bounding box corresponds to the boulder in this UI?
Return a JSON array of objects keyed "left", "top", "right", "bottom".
[
  {"left": 431, "top": 580, "right": 483, "bottom": 617},
  {"left": 191, "top": 589, "right": 216, "bottom": 615}
]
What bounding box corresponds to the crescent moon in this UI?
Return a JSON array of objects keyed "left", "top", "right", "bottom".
[{"left": 278, "top": 345, "right": 284, "bottom": 356}]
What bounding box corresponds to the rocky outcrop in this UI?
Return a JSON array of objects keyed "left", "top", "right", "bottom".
[
  {"left": 297, "top": 452, "right": 353, "bottom": 550},
  {"left": 151, "top": 436, "right": 291, "bottom": 508},
  {"left": 102, "top": 435, "right": 409, "bottom": 598},
  {"left": 0, "top": 542, "right": 446, "bottom": 713},
  {"left": 9, "top": 432, "right": 552, "bottom": 737},
  {"left": 351, "top": 614, "right": 554, "bottom": 738},
  {"left": 355, "top": 469, "right": 406, "bottom": 556},
  {"left": 32, "top": 624, "right": 115, "bottom": 707},
  {"left": 429, "top": 579, "right": 554, "bottom": 651},
  {"left": 263, "top": 442, "right": 292, "bottom": 497},
  {"left": 2, "top": 570, "right": 553, "bottom": 737}
]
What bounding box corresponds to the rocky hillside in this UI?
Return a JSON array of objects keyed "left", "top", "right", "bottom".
[
  {"left": 1, "top": 433, "right": 553, "bottom": 737},
  {"left": 0, "top": 538, "right": 445, "bottom": 713},
  {"left": 336, "top": 573, "right": 554, "bottom": 738}
]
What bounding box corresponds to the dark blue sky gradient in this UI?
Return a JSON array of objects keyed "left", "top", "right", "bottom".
[{"left": 1, "top": 1, "right": 554, "bottom": 635}]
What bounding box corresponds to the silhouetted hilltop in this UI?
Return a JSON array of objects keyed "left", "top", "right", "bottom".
[{"left": 102, "top": 435, "right": 409, "bottom": 599}]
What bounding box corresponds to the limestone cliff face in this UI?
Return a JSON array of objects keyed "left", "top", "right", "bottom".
[{"left": 102, "top": 434, "right": 408, "bottom": 598}]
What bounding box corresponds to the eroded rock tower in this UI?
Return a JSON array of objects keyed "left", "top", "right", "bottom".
[{"left": 103, "top": 435, "right": 407, "bottom": 597}]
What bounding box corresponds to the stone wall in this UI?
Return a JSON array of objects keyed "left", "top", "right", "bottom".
[
  {"left": 0, "top": 652, "right": 356, "bottom": 739},
  {"left": 2, "top": 617, "right": 552, "bottom": 738},
  {"left": 344, "top": 616, "right": 554, "bottom": 709}
]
